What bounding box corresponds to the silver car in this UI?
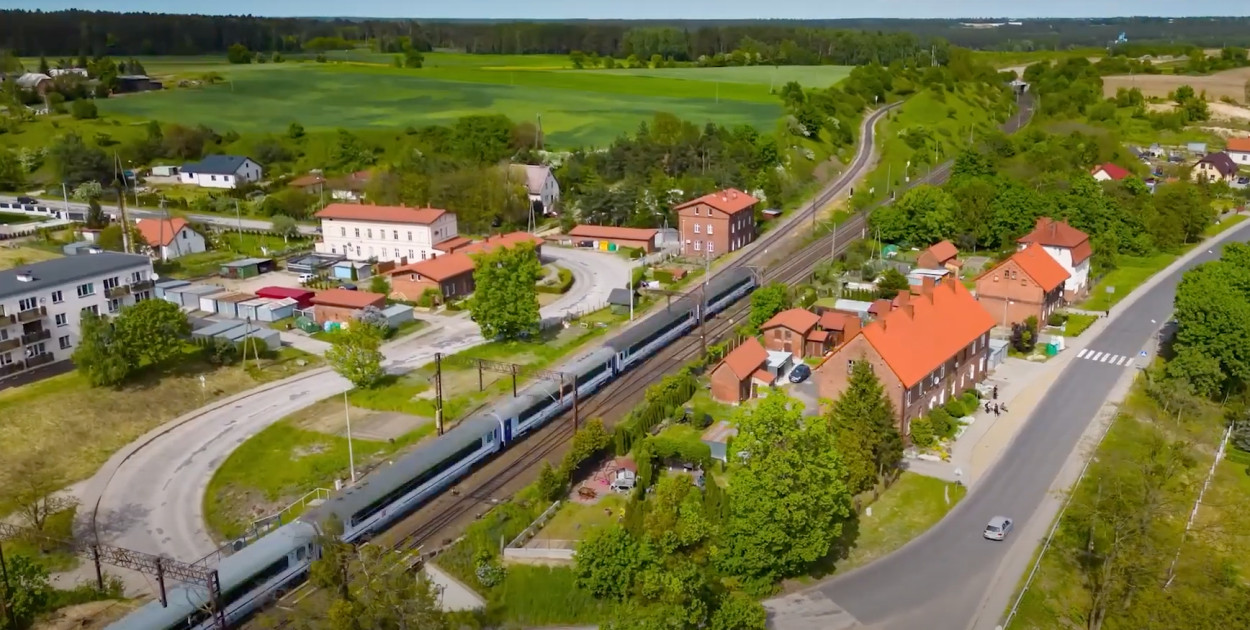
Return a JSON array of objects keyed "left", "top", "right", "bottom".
[{"left": 984, "top": 516, "right": 1013, "bottom": 541}]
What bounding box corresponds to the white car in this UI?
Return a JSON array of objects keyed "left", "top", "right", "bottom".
[
  {"left": 298, "top": 273, "right": 315, "bottom": 285},
  {"left": 984, "top": 516, "right": 1013, "bottom": 541}
]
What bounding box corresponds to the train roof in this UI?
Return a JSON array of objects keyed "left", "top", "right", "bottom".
[
  {"left": 603, "top": 267, "right": 753, "bottom": 355},
  {"left": 107, "top": 521, "right": 317, "bottom": 629},
  {"left": 301, "top": 414, "right": 498, "bottom": 526}
]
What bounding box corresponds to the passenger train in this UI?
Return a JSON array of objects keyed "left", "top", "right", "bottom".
[{"left": 108, "top": 267, "right": 757, "bottom": 630}]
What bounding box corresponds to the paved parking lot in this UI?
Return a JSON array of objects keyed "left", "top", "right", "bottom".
[{"left": 212, "top": 269, "right": 309, "bottom": 293}]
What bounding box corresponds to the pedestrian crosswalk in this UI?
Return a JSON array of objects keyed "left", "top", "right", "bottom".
[{"left": 1076, "top": 348, "right": 1136, "bottom": 366}]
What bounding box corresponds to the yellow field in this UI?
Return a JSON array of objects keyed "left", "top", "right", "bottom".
[{"left": 1102, "top": 67, "right": 1250, "bottom": 102}]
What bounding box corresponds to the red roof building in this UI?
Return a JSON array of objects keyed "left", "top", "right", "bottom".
[
  {"left": 566, "top": 225, "right": 660, "bottom": 252},
  {"left": 976, "top": 243, "right": 1071, "bottom": 327},
  {"left": 760, "top": 308, "right": 822, "bottom": 360},
  {"left": 255, "top": 286, "right": 315, "bottom": 308},
  {"left": 387, "top": 232, "right": 544, "bottom": 304},
  {"left": 675, "top": 188, "right": 759, "bottom": 259},
  {"left": 709, "top": 337, "right": 772, "bottom": 404},
  {"left": 1090, "top": 163, "right": 1131, "bottom": 182},
  {"left": 310, "top": 288, "right": 387, "bottom": 324},
  {"left": 1016, "top": 217, "right": 1092, "bottom": 300}
]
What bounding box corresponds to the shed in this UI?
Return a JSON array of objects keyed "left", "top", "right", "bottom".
[
  {"left": 255, "top": 286, "right": 315, "bottom": 308},
  {"left": 211, "top": 292, "right": 256, "bottom": 319},
  {"left": 151, "top": 165, "right": 180, "bottom": 177},
  {"left": 153, "top": 279, "right": 191, "bottom": 299},
  {"left": 219, "top": 323, "right": 280, "bottom": 350},
  {"left": 191, "top": 320, "right": 246, "bottom": 339},
  {"left": 381, "top": 303, "right": 414, "bottom": 328},
  {"left": 165, "top": 284, "right": 222, "bottom": 308},
  {"left": 62, "top": 241, "right": 101, "bottom": 256},
  {"left": 1187, "top": 142, "right": 1208, "bottom": 155},
  {"left": 989, "top": 338, "right": 1009, "bottom": 370},
  {"left": 331, "top": 260, "right": 373, "bottom": 281},
  {"left": 831, "top": 299, "right": 874, "bottom": 318},
  {"left": 607, "top": 287, "right": 636, "bottom": 314},
  {"left": 219, "top": 257, "right": 275, "bottom": 279},
  {"left": 198, "top": 291, "right": 234, "bottom": 315},
  {"left": 287, "top": 253, "right": 342, "bottom": 274},
  {"left": 701, "top": 421, "right": 739, "bottom": 463},
  {"left": 765, "top": 350, "right": 793, "bottom": 377}
]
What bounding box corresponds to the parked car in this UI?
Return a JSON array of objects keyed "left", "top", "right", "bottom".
[
  {"left": 984, "top": 516, "right": 1013, "bottom": 541},
  {"left": 298, "top": 273, "right": 315, "bottom": 284},
  {"left": 788, "top": 363, "right": 812, "bottom": 383},
  {"left": 341, "top": 283, "right": 358, "bottom": 291},
  {"left": 16, "top": 196, "right": 37, "bottom": 205}
]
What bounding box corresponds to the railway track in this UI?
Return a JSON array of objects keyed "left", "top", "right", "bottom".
[{"left": 377, "top": 92, "right": 1036, "bottom": 557}]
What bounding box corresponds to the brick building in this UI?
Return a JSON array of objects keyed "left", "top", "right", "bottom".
[
  {"left": 813, "top": 277, "right": 995, "bottom": 435},
  {"left": 817, "top": 310, "right": 862, "bottom": 348},
  {"left": 710, "top": 337, "right": 772, "bottom": 404},
  {"left": 760, "top": 308, "right": 821, "bottom": 360},
  {"left": 310, "top": 289, "right": 387, "bottom": 324},
  {"left": 916, "top": 240, "right": 962, "bottom": 274},
  {"left": 565, "top": 225, "right": 659, "bottom": 253},
  {"left": 1017, "top": 217, "right": 1091, "bottom": 301},
  {"left": 674, "top": 188, "right": 758, "bottom": 259},
  {"left": 976, "top": 243, "right": 1070, "bottom": 327},
  {"left": 388, "top": 253, "right": 476, "bottom": 303}
]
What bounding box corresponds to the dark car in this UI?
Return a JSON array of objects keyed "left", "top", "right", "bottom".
[
  {"left": 16, "top": 196, "right": 37, "bottom": 205},
  {"left": 340, "top": 283, "right": 358, "bottom": 291},
  {"left": 788, "top": 364, "right": 812, "bottom": 383}
]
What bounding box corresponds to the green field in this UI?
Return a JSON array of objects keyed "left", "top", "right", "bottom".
[{"left": 84, "top": 54, "right": 850, "bottom": 147}]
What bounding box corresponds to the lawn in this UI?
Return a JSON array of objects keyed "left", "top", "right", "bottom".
[
  {"left": 0, "top": 346, "right": 321, "bottom": 515},
  {"left": 582, "top": 65, "right": 852, "bottom": 88},
  {"left": 488, "top": 565, "right": 617, "bottom": 627},
  {"left": 1062, "top": 313, "right": 1099, "bottom": 337},
  {"left": 535, "top": 494, "right": 628, "bottom": 541},
  {"left": 0, "top": 245, "right": 61, "bottom": 269},
  {"left": 0, "top": 211, "right": 40, "bottom": 224},
  {"left": 3, "top": 507, "right": 79, "bottom": 572},
  {"left": 97, "top": 62, "right": 784, "bottom": 147}
]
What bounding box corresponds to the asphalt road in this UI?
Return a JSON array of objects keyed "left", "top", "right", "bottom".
[
  {"left": 0, "top": 194, "right": 318, "bottom": 234},
  {"left": 803, "top": 219, "right": 1250, "bottom": 630},
  {"left": 77, "top": 247, "right": 630, "bottom": 568}
]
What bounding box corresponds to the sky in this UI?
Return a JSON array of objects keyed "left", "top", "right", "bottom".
[{"left": 6, "top": 1, "right": 1250, "bottom": 20}]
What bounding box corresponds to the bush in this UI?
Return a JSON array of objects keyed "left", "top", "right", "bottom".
[
  {"left": 537, "top": 267, "right": 574, "bottom": 294},
  {"left": 909, "top": 417, "right": 935, "bottom": 448},
  {"left": 71, "top": 99, "right": 98, "bottom": 120},
  {"left": 944, "top": 397, "right": 967, "bottom": 419},
  {"left": 1047, "top": 312, "right": 1069, "bottom": 327},
  {"left": 416, "top": 287, "right": 441, "bottom": 308},
  {"left": 929, "top": 408, "right": 956, "bottom": 438}
]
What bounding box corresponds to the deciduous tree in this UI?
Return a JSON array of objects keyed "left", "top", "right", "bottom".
[
  {"left": 115, "top": 299, "right": 191, "bottom": 367},
  {"left": 875, "top": 267, "right": 910, "bottom": 299},
  {"left": 717, "top": 392, "right": 851, "bottom": 585},
  {"left": 49, "top": 133, "right": 110, "bottom": 186},
  {"left": 574, "top": 523, "right": 645, "bottom": 601},
  {"left": 325, "top": 323, "right": 386, "bottom": 388},
  {"left": 468, "top": 242, "right": 542, "bottom": 340},
  {"left": 0, "top": 453, "right": 77, "bottom": 535},
  {"left": 746, "top": 282, "right": 790, "bottom": 332},
  {"left": 0, "top": 554, "right": 51, "bottom": 630},
  {"left": 710, "top": 591, "right": 768, "bottom": 630},
  {"left": 72, "top": 311, "right": 132, "bottom": 387}
]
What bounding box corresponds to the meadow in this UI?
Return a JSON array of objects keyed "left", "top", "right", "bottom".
[{"left": 88, "top": 53, "right": 850, "bottom": 147}]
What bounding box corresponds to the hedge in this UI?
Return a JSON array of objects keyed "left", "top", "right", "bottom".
[
  {"left": 613, "top": 370, "right": 699, "bottom": 455},
  {"left": 537, "top": 267, "right": 574, "bottom": 294}
]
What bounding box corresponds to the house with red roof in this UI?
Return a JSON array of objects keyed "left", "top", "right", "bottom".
[
  {"left": 674, "top": 188, "right": 758, "bottom": 259},
  {"left": 760, "top": 308, "right": 822, "bottom": 360},
  {"left": 813, "top": 277, "right": 996, "bottom": 434},
  {"left": 1016, "top": 217, "right": 1092, "bottom": 301},
  {"left": 916, "top": 240, "right": 962, "bottom": 274},
  {"left": 1090, "top": 163, "right": 1131, "bottom": 182},
  {"left": 134, "top": 217, "right": 205, "bottom": 262},
  {"left": 710, "top": 337, "right": 773, "bottom": 404},
  {"left": 975, "top": 243, "right": 1071, "bottom": 327},
  {"left": 565, "top": 225, "right": 660, "bottom": 253},
  {"left": 1225, "top": 137, "right": 1250, "bottom": 166},
  {"left": 386, "top": 232, "right": 545, "bottom": 303},
  {"left": 313, "top": 203, "right": 460, "bottom": 264}
]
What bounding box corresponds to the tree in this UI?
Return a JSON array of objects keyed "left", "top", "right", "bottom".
[
  {"left": 84, "top": 198, "right": 108, "bottom": 229},
  {"left": 328, "top": 545, "right": 450, "bottom": 630},
  {"left": 308, "top": 517, "right": 352, "bottom": 601},
  {"left": 70, "top": 99, "right": 98, "bottom": 119},
  {"left": 270, "top": 214, "right": 300, "bottom": 242},
  {"left": 355, "top": 305, "right": 388, "bottom": 332},
  {"left": 746, "top": 282, "right": 790, "bottom": 332},
  {"left": 468, "top": 242, "right": 542, "bottom": 340},
  {"left": 287, "top": 121, "right": 305, "bottom": 139},
  {"left": 870, "top": 184, "right": 959, "bottom": 245},
  {"left": 97, "top": 223, "right": 145, "bottom": 252},
  {"left": 367, "top": 274, "right": 390, "bottom": 296},
  {"left": 826, "top": 361, "right": 902, "bottom": 494},
  {"left": 49, "top": 133, "right": 110, "bottom": 186},
  {"left": 72, "top": 180, "right": 103, "bottom": 203},
  {"left": 0, "top": 554, "right": 51, "bottom": 630},
  {"left": 569, "top": 50, "right": 586, "bottom": 69},
  {"left": 37, "top": 55, "right": 50, "bottom": 75},
  {"left": 717, "top": 392, "right": 852, "bottom": 585},
  {"left": 574, "top": 523, "right": 644, "bottom": 601},
  {"left": 326, "top": 323, "right": 386, "bottom": 388},
  {"left": 403, "top": 48, "right": 424, "bottom": 68},
  {"left": 226, "top": 43, "right": 253, "bottom": 64},
  {"left": 114, "top": 299, "right": 191, "bottom": 367},
  {"left": 1, "top": 453, "right": 77, "bottom": 535},
  {"left": 0, "top": 148, "right": 24, "bottom": 192},
  {"left": 711, "top": 591, "right": 768, "bottom": 630},
  {"left": 72, "top": 311, "right": 132, "bottom": 387},
  {"left": 876, "top": 267, "right": 910, "bottom": 299}
]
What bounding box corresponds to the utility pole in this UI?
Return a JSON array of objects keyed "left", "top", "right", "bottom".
[
  {"left": 628, "top": 277, "right": 634, "bottom": 321},
  {"left": 234, "top": 200, "right": 243, "bottom": 250},
  {"left": 114, "top": 155, "right": 132, "bottom": 254},
  {"left": 60, "top": 182, "right": 69, "bottom": 218},
  {"left": 344, "top": 390, "right": 356, "bottom": 483},
  {"left": 434, "top": 352, "right": 444, "bottom": 436}
]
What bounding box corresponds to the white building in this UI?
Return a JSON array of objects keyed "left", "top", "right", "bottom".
[
  {"left": 1016, "top": 217, "right": 1091, "bottom": 301},
  {"left": 0, "top": 253, "right": 155, "bottom": 383},
  {"left": 1227, "top": 138, "right": 1250, "bottom": 165},
  {"left": 513, "top": 164, "right": 560, "bottom": 216},
  {"left": 135, "top": 217, "right": 207, "bottom": 261},
  {"left": 179, "top": 155, "right": 263, "bottom": 189},
  {"left": 314, "top": 204, "right": 460, "bottom": 264}
]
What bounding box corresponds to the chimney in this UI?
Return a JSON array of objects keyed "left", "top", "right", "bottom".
[
  {"left": 902, "top": 304, "right": 914, "bottom": 318},
  {"left": 921, "top": 276, "right": 936, "bottom": 295},
  {"left": 895, "top": 292, "right": 911, "bottom": 308}
]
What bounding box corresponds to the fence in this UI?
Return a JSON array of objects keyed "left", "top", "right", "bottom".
[{"left": 193, "top": 487, "right": 333, "bottom": 568}]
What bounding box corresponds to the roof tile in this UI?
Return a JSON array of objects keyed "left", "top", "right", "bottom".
[
  {"left": 316, "top": 204, "right": 447, "bottom": 225},
  {"left": 1226, "top": 137, "right": 1250, "bottom": 153},
  {"left": 719, "top": 337, "right": 769, "bottom": 381},
  {"left": 135, "top": 217, "right": 191, "bottom": 247},
  {"left": 1017, "top": 217, "right": 1092, "bottom": 265},
  {"left": 1003, "top": 243, "right": 1070, "bottom": 291},
  {"left": 674, "top": 187, "right": 759, "bottom": 216},
  {"left": 761, "top": 308, "right": 820, "bottom": 333},
  {"left": 567, "top": 224, "right": 659, "bottom": 242}
]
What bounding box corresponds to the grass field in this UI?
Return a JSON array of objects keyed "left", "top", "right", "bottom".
[
  {"left": 0, "top": 245, "right": 61, "bottom": 269},
  {"left": 826, "top": 473, "right": 966, "bottom": 575},
  {"left": 580, "top": 65, "right": 852, "bottom": 87},
  {"left": 0, "top": 346, "right": 321, "bottom": 516},
  {"left": 0, "top": 211, "right": 39, "bottom": 224}
]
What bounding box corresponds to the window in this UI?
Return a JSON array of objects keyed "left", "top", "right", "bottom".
[
  {"left": 82, "top": 304, "right": 98, "bottom": 316},
  {"left": 707, "top": 224, "right": 713, "bottom": 235},
  {"left": 784, "top": 330, "right": 792, "bottom": 340},
  {"left": 130, "top": 271, "right": 143, "bottom": 283},
  {"left": 847, "top": 360, "right": 855, "bottom": 374},
  {"left": 394, "top": 248, "right": 400, "bottom": 259},
  {"left": 340, "top": 227, "right": 346, "bottom": 237},
  {"left": 51, "top": 290, "right": 63, "bottom": 304},
  {"left": 330, "top": 246, "right": 337, "bottom": 254},
  {"left": 55, "top": 313, "right": 67, "bottom": 327},
  {"left": 108, "top": 299, "right": 120, "bottom": 314},
  {"left": 693, "top": 240, "right": 701, "bottom": 251},
  {"left": 26, "top": 342, "right": 45, "bottom": 356},
  {"left": 354, "top": 228, "right": 360, "bottom": 237},
  {"left": 393, "top": 230, "right": 399, "bottom": 240},
  {"left": 58, "top": 335, "right": 71, "bottom": 350},
  {"left": 707, "top": 241, "right": 714, "bottom": 253},
  {"left": 103, "top": 277, "right": 119, "bottom": 290},
  {"left": 181, "top": 231, "right": 187, "bottom": 240},
  {"left": 773, "top": 329, "right": 782, "bottom": 340},
  {"left": 379, "top": 230, "right": 385, "bottom": 240},
  {"left": 76, "top": 283, "right": 94, "bottom": 297},
  {"left": 367, "top": 229, "right": 373, "bottom": 238},
  {"left": 136, "top": 291, "right": 149, "bottom": 302},
  {"left": 693, "top": 224, "right": 701, "bottom": 234},
  {"left": 407, "top": 231, "right": 413, "bottom": 241},
  {"left": 210, "top": 175, "right": 217, "bottom": 182},
  {"left": 18, "top": 297, "right": 36, "bottom": 311},
  {"left": 0, "top": 353, "right": 10, "bottom": 366}
]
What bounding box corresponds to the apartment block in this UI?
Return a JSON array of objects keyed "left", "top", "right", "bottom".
[{"left": 0, "top": 252, "right": 155, "bottom": 383}]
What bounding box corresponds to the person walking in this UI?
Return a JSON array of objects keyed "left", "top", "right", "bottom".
[
  {"left": 993, "top": 403, "right": 1000, "bottom": 417},
  {"left": 992, "top": 385, "right": 999, "bottom": 400}
]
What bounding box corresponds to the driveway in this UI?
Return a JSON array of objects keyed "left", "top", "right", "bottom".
[{"left": 541, "top": 247, "right": 634, "bottom": 324}]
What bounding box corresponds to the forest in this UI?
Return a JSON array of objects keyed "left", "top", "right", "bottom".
[{"left": 6, "top": 11, "right": 1250, "bottom": 60}]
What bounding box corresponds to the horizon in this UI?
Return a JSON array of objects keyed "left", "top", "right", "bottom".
[{"left": 5, "top": 0, "right": 1250, "bottom": 20}]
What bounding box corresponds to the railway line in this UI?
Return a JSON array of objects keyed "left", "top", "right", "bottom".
[{"left": 377, "top": 91, "right": 1035, "bottom": 557}]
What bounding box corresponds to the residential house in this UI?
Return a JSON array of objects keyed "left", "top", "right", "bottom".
[
  {"left": 1225, "top": 138, "right": 1250, "bottom": 166},
  {"left": 813, "top": 277, "right": 996, "bottom": 434},
  {"left": 710, "top": 337, "right": 772, "bottom": 404},
  {"left": 512, "top": 164, "right": 560, "bottom": 215},
  {"left": 1016, "top": 217, "right": 1092, "bottom": 301},
  {"left": 975, "top": 243, "right": 1070, "bottom": 327},
  {"left": 330, "top": 171, "right": 372, "bottom": 202},
  {"left": 310, "top": 289, "right": 387, "bottom": 324},
  {"left": 916, "top": 240, "right": 962, "bottom": 274},
  {"left": 386, "top": 232, "right": 545, "bottom": 303},
  {"left": 675, "top": 188, "right": 759, "bottom": 259},
  {"left": 817, "top": 310, "right": 862, "bottom": 348},
  {"left": 314, "top": 204, "right": 459, "bottom": 264},
  {"left": 0, "top": 253, "right": 155, "bottom": 384},
  {"left": 134, "top": 218, "right": 206, "bottom": 261},
  {"left": 1191, "top": 152, "right": 1238, "bottom": 184},
  {"left": 760, "top": 308, "right": 822, "bottom": 360},
  {"left": 179, "top": 155, "right": 263, "bottom": 189},
  {"left": 1090, "top": 163, "right": 1131, "bottom": 182},
  {"left": 566, "top": 225, "right": 659, "bottom": 253},
  {"left": 15, "top": 73, "right": 52, "bottom": 94},
  {"left": 288, "top": 173, "right": 327, "bottom": 193}
]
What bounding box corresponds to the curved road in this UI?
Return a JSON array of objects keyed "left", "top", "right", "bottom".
[
  {"left": 77, "top": 246, "right": 627, "bottom": 568},
  {"left": 775, "top": 220, "right": 1250, "bottom": 630}
]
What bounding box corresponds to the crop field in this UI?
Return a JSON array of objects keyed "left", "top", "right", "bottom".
[
  {"left": 1102, "top": 67, "right": 1250, "bottom": 102},
  {"left": 86, "top": 52, "right": 848, "bottom": 147}
]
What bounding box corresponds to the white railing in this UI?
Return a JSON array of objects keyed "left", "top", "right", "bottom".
[{"left": 506, "top": 500, "right": 562, "bottom": 549}]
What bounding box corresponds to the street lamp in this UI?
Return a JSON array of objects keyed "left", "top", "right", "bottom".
[
  {"left": 1002, "top": 298, "right": 1014, "bottom": 328},
  {"left": 343, "top": 390, "right": 356, "bottom": 484}
]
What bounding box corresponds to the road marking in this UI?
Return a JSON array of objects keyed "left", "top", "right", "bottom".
[
  {"left": 1077, "top": 348, "right": 1090, "bottom": 358},
  {"left": 1090, "top": 351, "right": 1104, "bottom": 361},
  {"left": 1117, "top": 356, "right": 1130, "bottom": 366},
  {"left": 1100, "top": 354, "right": 1113, "bottom": 363},
  {"left": 1078, "top": 350, "right": 1137, "bottom": 367}
]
